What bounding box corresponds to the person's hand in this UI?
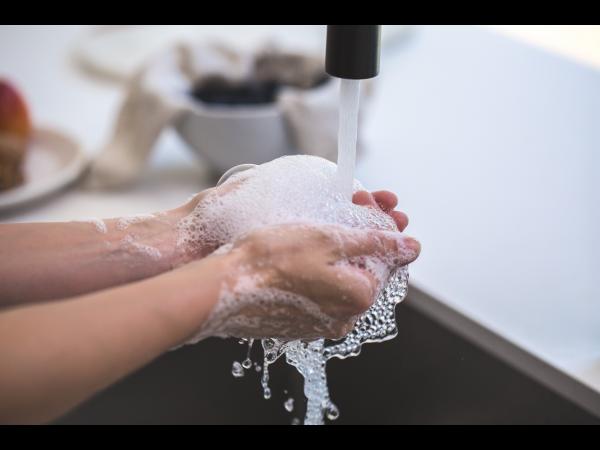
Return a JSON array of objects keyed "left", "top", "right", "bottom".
[{"left": 197, "top": 222, "right": 420, "bottom": 340}]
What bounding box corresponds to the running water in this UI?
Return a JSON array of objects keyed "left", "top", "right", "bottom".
[
  {"left": 224, "top": 79, "right": 410, "bottom": 425},
  {"left": 336, "top": 79, "right": 361, "bottom": 200}
]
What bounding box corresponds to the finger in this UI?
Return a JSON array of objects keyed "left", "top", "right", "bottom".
[
  {"left": 336, "top": 228, "right": 421, "bottom": 266},
  {"left": 371, "top": 190, "right": 398, "bottom": 211},
  {"left": 353, "top": 190, "right": 408, "bottom": 231},
  {"left": 352, "top": 190, "right": 378, "bottom": 208},
  {"left": 389, "top": 210, "right": 409, "bottom": 231}
]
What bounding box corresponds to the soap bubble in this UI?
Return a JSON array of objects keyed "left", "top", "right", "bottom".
[{"left": 242, "top": 358, "right": 252, "bottom": 370}]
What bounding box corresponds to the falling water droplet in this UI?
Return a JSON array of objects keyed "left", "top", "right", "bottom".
[
  {"left": 261, "top": 361, "right": 271, "bottom": 399},
  {"left": 231, "top": 361, "right": 244, "bottom": 378},
  {"left": 284, "top": 397, "right": 295, "bottom": 412},
  {"left": 325, "top": 403, "right": 339, "bottom": 421},
  {"left": 263, "top": 387, "right": 272, "bottom": 400},
  {"left": 242, "top": 358, "right": 252, "bottom": 370}
]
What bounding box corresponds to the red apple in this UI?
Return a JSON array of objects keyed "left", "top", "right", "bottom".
[
  {"left": 0, "top": 79, "right": 32, "bottom": 189},
  {"left": 0, "top": 79, "right": 31, "bottom": 138}
]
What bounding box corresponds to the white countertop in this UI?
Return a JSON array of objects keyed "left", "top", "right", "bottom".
[
  {"left": 1, "top": 25, "right": 599, "bottom": 415},
  {"left": 359, "top": 25, "right": 600, "bottom": 411}
]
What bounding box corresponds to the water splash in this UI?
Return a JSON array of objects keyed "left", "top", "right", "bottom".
[{"left": 232, "top": 266, "right": 408, "bottom": 424}]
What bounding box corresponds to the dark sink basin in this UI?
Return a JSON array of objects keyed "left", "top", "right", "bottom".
[{"left": 55, "top": 298, "right": 599, "bottom": 425}]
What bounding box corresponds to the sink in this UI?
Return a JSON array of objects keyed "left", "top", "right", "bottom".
[{"left": 55, "top": 299, "right": 599, "bottom": 424}]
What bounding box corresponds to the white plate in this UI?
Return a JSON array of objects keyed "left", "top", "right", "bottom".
[{"left": 0, "top": 128, "right": 88, "bottom": 212}]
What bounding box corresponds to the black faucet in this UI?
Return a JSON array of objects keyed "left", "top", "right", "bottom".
[{"left": 325, "top": 25, "right": 381, "bottom": 80}]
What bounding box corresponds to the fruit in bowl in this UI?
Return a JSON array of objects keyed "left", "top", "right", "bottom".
[{"left": 0, "top": 79, "right": 32, "bottom": 190}]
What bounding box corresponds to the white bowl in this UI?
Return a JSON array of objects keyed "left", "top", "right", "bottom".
[
  {"left": 175, "top": 102, "right": 293, "bottom": 175},
  {"left": 174, "top": 78, "right": 335, "bottom": 175}
]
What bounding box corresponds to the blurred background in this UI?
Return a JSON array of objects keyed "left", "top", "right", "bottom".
[{"left": 1, "top": 25, "right": 600, "bottom": 424}]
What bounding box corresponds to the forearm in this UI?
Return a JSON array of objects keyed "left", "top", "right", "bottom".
[
  {"left": 0, "top": 251, "right": 229, "bottom": 424},
  {"left": 0, "top": 204, "right": 196, "bottom": 306}
]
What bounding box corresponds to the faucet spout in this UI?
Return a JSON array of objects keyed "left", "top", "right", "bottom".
[{"left": 325, "top": 25, "right": 381, "bottom": 80}]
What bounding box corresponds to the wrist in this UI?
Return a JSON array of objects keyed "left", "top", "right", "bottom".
[
  {"left": 150, "top": 249, "right": 240, "bottom": 344},
  {"left": 111, "top": 189, "right": 214, "bottom": 271},
  {"left": 162, "top": 188, "right": 215, "bottom": 265},
  {"left": 102, "top": 211, "right": 184, "bottom": 275}
]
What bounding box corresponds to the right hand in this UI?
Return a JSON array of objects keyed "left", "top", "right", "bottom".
[{"left": 201, "top": 222, "right": 420, "bottom": 340}]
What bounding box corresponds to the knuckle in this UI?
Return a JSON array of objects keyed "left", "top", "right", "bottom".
[
  {"left": 348, "top": 282, "right": 376, "bottom": 315},
  {"left": 350, "top": 294, "right": 373, "bottom": 315}
]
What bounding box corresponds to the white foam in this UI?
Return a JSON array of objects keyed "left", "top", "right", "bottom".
[
  {"left": 77, "top": 218, "right": 108, "bottom": 234},
  {"left": 116, "top": 214, "right": 156, "bottom": 231},
  {"left": 177, "top": 155, "right": 396, "bottom": 254},
  {"left": 176, "top": 155, "right": 408, "bottom": 339},
  {"left": 120, "top": 234, "right": 163, "bottom": 261}
]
